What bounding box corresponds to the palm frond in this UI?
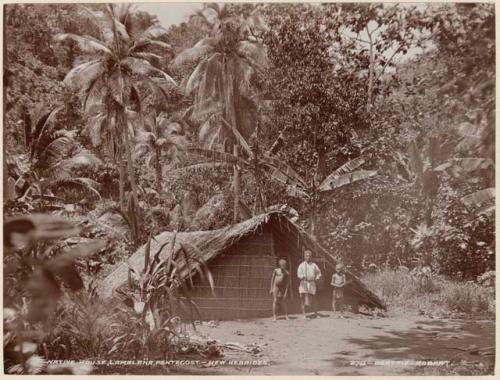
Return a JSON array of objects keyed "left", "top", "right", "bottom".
[
  {"left": 138, "top": 24, "right": 168, "bottom": 41},
  {"left": 36, "top": 135, "right": 76, "bottom": 169},
  {"left": 189, "top": 10, "right": 214, "bottom": 30},
  {"left": 131, "top": 51, "right": 162, "bottom": 65},
  {"left": 171, "top": 37, "right": 218, "bottom": 67},
  {"left": 193, "top": 52, "right": 223, "bottom": 100},
  {"left": 54, "top": 33, "right": 112, "bottom": 55},
  {"left": 205, "top": 2, "right": 221, "bottom": 16},
  {"left": 30, "top": 106, "right": 64, "bottom": 160},
  {"left": 143, "top": 76, "right": 178, "bottom": 103},
  {"left": 83, "top": 113, "right": 107, "bottom": 147},
  {"left": 96, "top": 203, "right": 131, "bottom": 229},
  {"left": 105, "top": 4, "right": 130, "bottom": 42},
  {"left": 78, "top": 6, "right": 124, "bottom": 44},
  {"left": 185, "top": 59, "right": 208, "bottom": 96},
  {"left": 58, "top": 152, "right": 103, "bottom": 171},
  {"left": 191, "top": 100, "right": 223, "bottom": 126},
  {"left": 237, "top": 40, "right": 269, "bottom": 70},
  {"left": 131, "top": 39, "right": 172, "bottom": 52},
  {"left": 198, "top": 116, "right": 222, "bottom": 148},
  {"left": 83, "top": 77, "right": 107, "bottom": 114},
  {"left": 242, "top": 13, "right": 269, "bottom": 37},
  {"left": 234, "top": 57, "right": 255, "bottom": 96},
  {"left": 111, "top": 3, "right": 135, "bottom": 24},
  {"left": 63, "top": 60, "right": 105, "bottom": 90},
  {"left": 122, "top": 57, "right": 177, "bottom": 86},
  {"left": 44, "top": 178, "right": 101, "bottom": 199}
]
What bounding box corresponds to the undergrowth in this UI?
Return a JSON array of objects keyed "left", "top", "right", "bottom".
[{"left": 362, "top": 269, "right": 495, "bottom": 318}]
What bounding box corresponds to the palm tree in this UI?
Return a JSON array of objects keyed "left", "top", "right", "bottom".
[
  {"left": 172, "top": 3, "right": 268, "bottom": 222},
  {"left": 13, "top": 104, "right": 102, "bottom": 207},
  {"left": 134, "top": 113, "right": 189, "bottom": 193},
  {"left": 56, "top": 3, "right": 177, "bottom": 212}
]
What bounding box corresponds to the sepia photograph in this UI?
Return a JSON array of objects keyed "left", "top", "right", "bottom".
[{"left": 2, "top": 1, "right": 495, "bottom": 376}]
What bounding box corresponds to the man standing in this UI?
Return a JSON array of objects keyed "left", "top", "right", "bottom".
[{"left": 297, "top": 250, "right": 322, "bottom": 319}]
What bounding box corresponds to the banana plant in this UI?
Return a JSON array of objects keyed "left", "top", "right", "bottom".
[
  {"left": 180, "top": 121, "right": 376, "bottom": 234},
  {"left": 282, "top": 157, "right": 377, "bottom": 237},
  {"left": 403, "top": 122, "right": 494, "bottom": 224},
  {"left": 178, "top": 115, "right": 306, "bottom": 217}
]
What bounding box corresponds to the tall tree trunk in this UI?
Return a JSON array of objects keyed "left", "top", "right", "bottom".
[
  {"left": 367, "top": 32, "right": 374, "bottom": 110},
  {"left": 221, "top": 55, "right": 241, "bottom": 223},
  {"left": 3, "top": 9, "right": 8, "bottom": 204},
  {"left": 155, "top": 147, "right": 162, "bottom": 194},
  {"left": 118, "top": 157, "right": 126, "bottom": 212},
  {"left": 233, "top": 144, "right": 240, "bottom": 223},
  {"left": 122, "top": 111, "right": 139, "bottom": 206},
  {"left": 121, "top": 110, "right": 140, "bottom": 242}
]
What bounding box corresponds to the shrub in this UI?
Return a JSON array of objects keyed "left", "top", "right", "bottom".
[
  {"left": 442, "top": 281, "right": 494, "bottom": 315},
  {"left": 362, "top": 269, "right": 494, "bottom": 318}
]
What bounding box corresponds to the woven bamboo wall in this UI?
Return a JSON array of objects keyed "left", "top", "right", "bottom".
[{"left": 189, "top": 232, "right": 277, "bottom": 320}]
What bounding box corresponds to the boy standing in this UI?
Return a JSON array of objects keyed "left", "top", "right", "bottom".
[
  {"left": 331, "top": 263, "right": 347, "bottom": 315},
  {"left": 270, "top": 258, "right": 290, "bottom": 321},
  {"left": 297, "top": 250, "right": 322, "bottom": 319}
]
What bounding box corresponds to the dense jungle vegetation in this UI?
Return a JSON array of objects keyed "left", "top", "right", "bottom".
[{"left": 3, "top": 2, "right": 494, "bottom": 374}]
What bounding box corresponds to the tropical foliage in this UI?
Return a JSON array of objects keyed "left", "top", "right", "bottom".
[{"left": 3, "top": 2, "right": 495, "bottom": 374}]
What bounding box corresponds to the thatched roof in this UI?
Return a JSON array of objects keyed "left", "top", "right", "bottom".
[{"left": 99, "top": 211, "right": 385, "bottom": 310}]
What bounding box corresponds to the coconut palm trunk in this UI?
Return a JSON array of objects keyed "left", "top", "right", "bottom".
[
  {"left": 367, "top": 31, "right": 375, "bottom": 110},
  {"left": 233, "top": 144, "right": 241, "bottom": 222},
  {"left": 119, "top": 158, "right": 126, "bottom": 212},
  {"left": 221, "top": 55, "right": 242, "bottom": 223},
  {"left": 121, "top": 111, "right": 139, "bottom": 207},
  {"left": 154, "top": 146, "right": 163, "bottom": 194},
  {"left": 119, "top": 109, "right": 140, "bottom": 242}
]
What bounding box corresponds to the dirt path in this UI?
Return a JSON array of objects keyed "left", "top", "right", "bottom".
[{"left": 187, "top": 312, "right": 494, "bottom": 375}]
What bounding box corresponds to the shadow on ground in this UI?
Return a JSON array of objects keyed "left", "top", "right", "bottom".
[{"left": 331, "top": 318, "right": 494, "bottom": 375}]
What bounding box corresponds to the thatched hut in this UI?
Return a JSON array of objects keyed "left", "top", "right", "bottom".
[{"left": 99, "top": 211, "right": 384, "bottom": 320}]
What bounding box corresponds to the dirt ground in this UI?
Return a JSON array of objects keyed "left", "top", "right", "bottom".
[{"left": 182, "top": 311, "right": 495, "bottom": 376}]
